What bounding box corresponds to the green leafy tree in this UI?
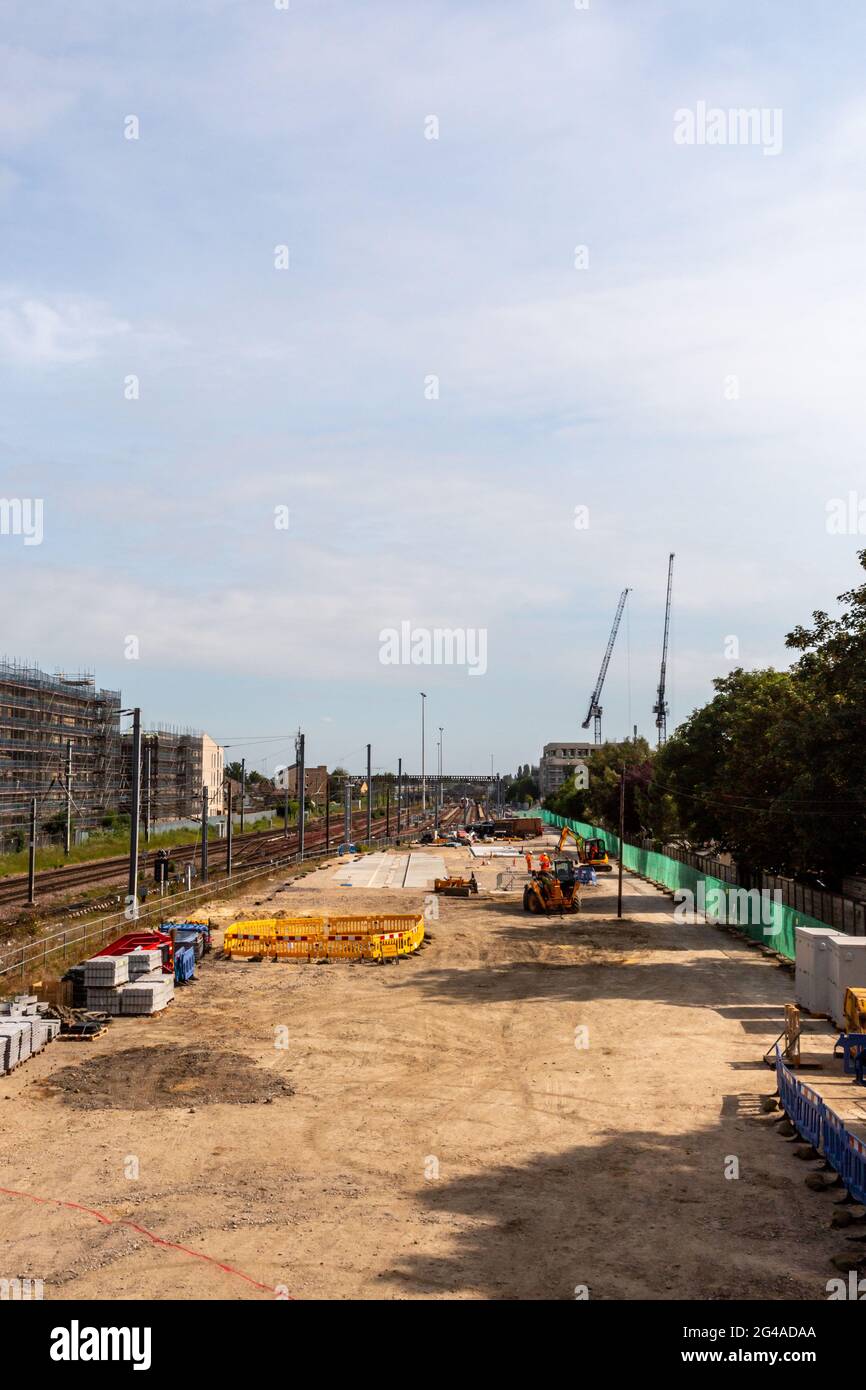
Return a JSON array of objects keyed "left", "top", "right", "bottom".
[
  {"left": 782, "top": 549, "right": 866, "bottom": 882},
  {"left": 509, "top": 773, "right": 539, "bottom": 804},
  {"left": 653, "top": 670, "right": 803, "bottom": 871},
  {"left": 544, "top": 769, "right": 590, "bottom": 822}
]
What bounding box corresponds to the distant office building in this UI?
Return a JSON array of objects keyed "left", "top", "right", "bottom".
[
  {"left": 201, "top": 734, "right": 225, "bottom": 815},
  {"left": 0, "top": 659, "right": 121, "bottom": 846},
  {"left": 539, "top": 741, "right": 593, "bottom": 799}
]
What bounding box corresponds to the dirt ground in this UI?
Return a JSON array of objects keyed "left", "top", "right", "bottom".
[{"left": 0, "top": 834, "right": 844, "bottom": 1300}]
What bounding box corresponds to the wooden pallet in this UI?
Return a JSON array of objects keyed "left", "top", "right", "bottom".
[{"left": 59, "top": 1024, "right": 110, "bottom": 1042}]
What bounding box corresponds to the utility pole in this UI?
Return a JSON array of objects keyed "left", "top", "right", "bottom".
[
  {"left": 496, "top": 773, "right": 501, "bottom": 816},
  {"left": 386, "top": 781, "right": 391, "bottom": 837},
  {"left": 438, "top": 726, "right": 443, "bottom": 816},
  {"left": 617, "top": 765, "right": 625, "bottom": 919},
  {"left": 343, "top": 777, "right": 352, "bottom": 846},
  {"left": 201, "top": 785, "right": 209, "bottom": 884},
  {"left": 325, "top": 775, "right": 330, "bottom": 848},
  {"left": 240, "top": 758, "right": 246, "bottom": 834},
  {"left": 296, "top": 731, "right": 305, "bottom": 859},
  {"left": 420, "top": 692, "right": 427, "bottom": 812},
  {"left": 64, "top": 739, "right": 73, "bottom": 856},
  {"left": 226, "top": 783, "right": 233, "bottom": 877},
  {"left": 283, "top": 763, "right": 289, "bottom": 837},
  {"left": 27, "top": 796, "right": 36, "bottom": 904},
  {"left": 366, "top": 742, "right": 372, "bottom": 844},
  {"left": 128, "top": 707, "right": 141, "bottom": 914},
  {"left": 396, "top": 757, "right": 402, "bottom": 836},
  {"left": 144, "top": 741, "right": 151, "bottom": 843}
]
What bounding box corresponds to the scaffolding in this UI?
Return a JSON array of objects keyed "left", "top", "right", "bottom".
[
  {"left": 120, "top": 727, "right": 206, "bottom": 823},
  {"left": 0, "top": 658, "right": 121, "bottom": 845}
]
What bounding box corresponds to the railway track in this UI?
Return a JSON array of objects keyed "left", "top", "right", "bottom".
[{"left": 0, "top": 802, "right": 427, "bottom": 909}]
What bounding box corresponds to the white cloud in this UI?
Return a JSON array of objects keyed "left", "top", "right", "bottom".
[{"left": 0, "top": 292, "right": 131, "bottom": 366}]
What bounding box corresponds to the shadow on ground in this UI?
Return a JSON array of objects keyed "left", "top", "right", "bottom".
[{"left": 380, "top": 1122, "right": 835, "bottom": 1301}]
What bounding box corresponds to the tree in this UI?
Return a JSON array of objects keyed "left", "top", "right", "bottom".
[
  {"left": 782, "top": 548, "right": 866, "bottom": 882},
  {"left": 543, "top": 738, "right": 661, "bottom": 837},
  {"left": 653, "top": 669, "right": 803, "bottom": 871},
  {"left": 329, "top": 767, "right": 349, "bottom": 800},
  {"left": 652, "top": 556, "right": 866, "bottom": 884},
  {"left": 509, "top": 773, "right": 539, "bottom": 804},
  {"left": 544, "top": 769, "right": 590, "bottom": 823}
]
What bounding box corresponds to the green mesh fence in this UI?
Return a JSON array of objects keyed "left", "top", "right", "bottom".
[{"left": 540, "top": 809, "right": 836, "bottom": 961}]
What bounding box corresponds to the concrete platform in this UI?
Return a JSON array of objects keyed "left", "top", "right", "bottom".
[
  {"left": 468, "top": 843, "right": 531, "bottom": 859},
  {"left": 332, "top": 850, "right": 447, "bottom": 890}
]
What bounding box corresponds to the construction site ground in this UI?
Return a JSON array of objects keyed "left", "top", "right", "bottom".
[{"left": 0, "top": 830, "right": 843, "bottom": 1300}]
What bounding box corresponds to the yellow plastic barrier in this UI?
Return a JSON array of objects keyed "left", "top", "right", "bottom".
[{"left": 224, "top": 913, "right": 424, "bottom": 963}]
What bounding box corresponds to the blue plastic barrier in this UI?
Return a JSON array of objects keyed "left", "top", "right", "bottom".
[
  {"left": 794, "top": 1080, "right": 825, "bottom": 1149},
  {"left": 822, "top": 1106, "right": 850, "bottom": 1187},
  {"left": 775, "top": 1045, "right": 866, "bottom": 1201},
  {"left": 775, "top": 1047, "right": 800, "bottom": 1120},
  {"left": 845, "top": 1133, "right": 866, "bottom": 1207},
  {"left": 776, "top": 1047, "right": 824, "bottom": 1148},
  {"left": 174, "top": 944, "right": 195, "bottom": 984}
]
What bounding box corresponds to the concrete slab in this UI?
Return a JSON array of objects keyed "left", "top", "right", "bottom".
[
  {"left": 468, "top": 843, "right": 529, "bottom": 859},
  {"left": 332, "top": 852, "right": 393, "bottom": 888},
  {"left": 402, "top": 853, "right": 446, "bottom": 888},
  {"left": 331, "top": 850, "right": 446, "bottom": 889}
]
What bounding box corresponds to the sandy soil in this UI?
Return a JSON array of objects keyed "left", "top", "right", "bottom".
[{"left": 0, "top": 836, "right": 843, "bottom": 1300}]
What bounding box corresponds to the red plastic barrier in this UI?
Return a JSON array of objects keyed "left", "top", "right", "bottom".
[{"left": 95, "top": 931, "right": 173, "bottom": 972}]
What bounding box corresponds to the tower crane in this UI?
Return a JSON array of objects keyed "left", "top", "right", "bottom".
[
  {"left": 652, "top": 553, "right": 675, "bottom": 746},
  {"left": 581, "top": 588, "right": 630, "bottom": 744}
]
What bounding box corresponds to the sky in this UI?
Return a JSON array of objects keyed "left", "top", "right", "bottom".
[{"left": 2, "top": 0, "right": 866, "bottom": 779}]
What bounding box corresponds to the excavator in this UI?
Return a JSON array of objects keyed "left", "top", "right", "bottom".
[{"left": 556, "top": 824, "right": 613, "bottom": 873}]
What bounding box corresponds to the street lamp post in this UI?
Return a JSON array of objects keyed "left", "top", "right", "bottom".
[
  {"left": 438, "top": 726, "right": 443, "bottom": 813},
  {"left": 420, "top": 692, "right": 427, "bottom": 812}
]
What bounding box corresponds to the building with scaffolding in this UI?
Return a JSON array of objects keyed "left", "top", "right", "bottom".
[
  {"left": 0, "top": 659, "right": 121, "bottom": 850},
  {"left": 122, "top": 728, "right": 224, "bottom": 825}
]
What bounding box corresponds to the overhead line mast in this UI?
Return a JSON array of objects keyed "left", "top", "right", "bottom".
[
  {"left": 653, "top": 552, "right": 675, "bottom": 746},
  {"left": 582, "top": 588, "right": 631, "bottom": 744}
]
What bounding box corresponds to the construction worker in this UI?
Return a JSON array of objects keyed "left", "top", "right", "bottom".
[
  {"left": 538, "top": 851, "right": 551, "bottom": 872},
  {"left": 525, "top": 851, "right": 533, "bottom": 873}
]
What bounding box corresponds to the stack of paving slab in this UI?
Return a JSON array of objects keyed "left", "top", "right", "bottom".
[
  {"left": 122, "top": 945, "right": 174, "bottom": 1016},
  {"left": 0, "top": 995, "right": 60, "bottom": 1075},
  {"left": 83, "top": 950, "right": 173, "bottom": 1017}
]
